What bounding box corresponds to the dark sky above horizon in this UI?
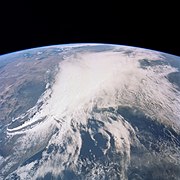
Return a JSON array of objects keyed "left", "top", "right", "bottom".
[{"left": 0, "top": 2, "right": 179, "bottom": 56}]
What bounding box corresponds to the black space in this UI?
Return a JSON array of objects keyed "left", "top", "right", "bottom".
[{"left": 0, "top": 1, "right": 179, "bottom": 56}]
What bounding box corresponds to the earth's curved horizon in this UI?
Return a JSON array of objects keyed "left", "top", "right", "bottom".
[
  {"left": 2, "top": 43, "right": 180, "bottom": 58},
  {"left": 0, "top": 43, "right": 180, "bottom": 179}
]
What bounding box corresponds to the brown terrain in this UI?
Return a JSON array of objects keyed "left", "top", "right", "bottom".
[{"left": 0, "top": 48, "right": 64, "bottom": 126}]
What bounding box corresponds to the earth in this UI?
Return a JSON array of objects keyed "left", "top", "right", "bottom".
[{"left": 0, "top": 43, "right": 180, "bottom": 180}]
